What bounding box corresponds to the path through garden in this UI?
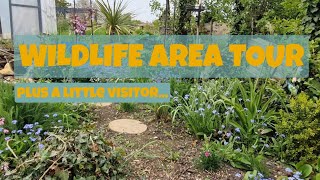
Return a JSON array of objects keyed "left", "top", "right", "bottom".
[{"left": 94, "top": 103, "right": 285, "bottom": 179}]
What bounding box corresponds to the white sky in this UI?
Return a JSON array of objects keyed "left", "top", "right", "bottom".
[{"left": 67, "top": 0, "right": 166, "bottom": 22}]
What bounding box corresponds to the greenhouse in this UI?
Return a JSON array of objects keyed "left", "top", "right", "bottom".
[{"left": 0, "top": 0, "right": 57, "bottom": 39}]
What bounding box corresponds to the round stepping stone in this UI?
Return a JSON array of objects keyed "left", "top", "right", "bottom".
[{"left": 109, "top": 119, "right": 147, "bottom": 134}]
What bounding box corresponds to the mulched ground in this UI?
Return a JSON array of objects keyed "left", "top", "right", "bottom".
[{"left": 95, "top": 104, "right": 248, "bottom": 180}]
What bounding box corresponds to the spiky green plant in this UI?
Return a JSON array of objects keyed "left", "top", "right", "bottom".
[{"left": 96, "top": 0, "right": 134, "bottom": 35}]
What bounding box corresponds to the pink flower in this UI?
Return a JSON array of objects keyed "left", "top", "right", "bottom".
[
  {"left": 3, "top": 129, "right": 9, "bottom": 134},
  {"left": 1, "top": 162, "right": 9, "bottom": 172},
  {"left": 0, "top": 118, "right": 4, "bottom": 126},
  {"left": 204, "top": 151, "right": 211, "bottom": 157},
  {"left": 292, "top": 77, "right": 297, "bottom": 82}
]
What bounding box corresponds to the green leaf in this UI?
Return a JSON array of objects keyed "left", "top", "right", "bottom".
[
  {"left": 55, "top": 170, "right": 70, "bottom": 180},
  {"left": 277, "top": 176, "right": 288, "bottom": 180},
  {"left": 258, "top": 128, "right": 273, "bottom": 135},
  {"left": 313, "top": 173, "right": 320, "bottom": 180},
  {"left": 298, "top": 164, "right": 313, "bottom": 178},
  {"left": 296, "top": 161, "right": 305, "bottom": 169}
]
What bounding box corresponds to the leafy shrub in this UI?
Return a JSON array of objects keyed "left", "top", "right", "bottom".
[
  {"left": 276, "top": 93, "right": 320, "bottom": 162},
  {"left": 1, "top": 128, "right": 126, "bottom": 179}
]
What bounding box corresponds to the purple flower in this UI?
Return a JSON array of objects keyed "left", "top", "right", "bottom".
[
  {"left": 235, "top": 128, "right": 240, "bottom": 133},
  {"left": 258, "top": 172, "right": 264, "bottom": 177},
  {"left": 4, "top": 137, "right": 11, "bottom": 141},
  {"left": 199, "top": 108, "right": 205, "bottom": 112},
  {"left": 285, "top": 167, "right": 293, "bottom": 173},
  {"left": 34, "top": 122, "right": 39, "bottom": 125},
  {"left": 23, "top": 124, "right": 34, "bottom": 129},
  {"left": 293, "top": 171, "right": 302, "bottom": 179},
  {"left": 218, "top": 130, "right": 223, "bottom": 134},
  {"left": 12, "top": 130, "right": 16, "bottom": 134},
  {"left": 27, "top": 132, "right": 32, "bottom": 135},
  {"left": 29, "top": 137, "right": 37, "bottom": 142},
  {"left": 0, "top": 128, "right": 3, "bottom": 132},
  {"left": 184, "top": 94, "right": 190, "bottom": 100},
  {"left": 38, "top": 144, "right": 45, "bottom": 150},
  {"left": 235, "top": 173, "right": 241, "bottom": 177},
  {"left": 223, "top": 141, "right": 229, "bottom": 145},
  {"left": 44, "top": 114, "right": 49, "bottom": 118},
  {"left": 43, "top": 131, "right": 48, "bottom": 135},
  {"left": 235, "top": 136, "right": 240, "bottom": 140},
  {"left": 53, "top": 113, "right": 58, "bottom": 117},
  {"left": 226, "top": 132, "right": 232, "bottom": 138},
  {"left": 212, "top": 110, "right": 217, "bottom": 114},
  {"left": 17, "top": 130, "right": 23, "bottom": 134},
  {"left": 12, "top": 120, "right": 18, "bottom": 124},
  {"left": 264, "top": 144, "right": 270, "bottom": 148}
]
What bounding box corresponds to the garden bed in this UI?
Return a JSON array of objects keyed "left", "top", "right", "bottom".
[{"left": 95, "top": 103, "right": 289, "bottom": 179}]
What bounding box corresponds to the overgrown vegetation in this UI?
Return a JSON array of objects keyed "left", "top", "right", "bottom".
[{"left": 2, "top": 0, "right": 320, "bottom": 178}]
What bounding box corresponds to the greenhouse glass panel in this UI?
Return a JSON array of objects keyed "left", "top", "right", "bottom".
[
  {"left": 12, "top": 6, "right": 40, "bottom": 35},
  {"left": 11, "top": 0, "right": 38, "bottom": 6}
]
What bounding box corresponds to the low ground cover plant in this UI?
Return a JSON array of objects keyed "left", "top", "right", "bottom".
[
  {"left": 1, "top": 127, "right": 126, "bottom": 179},
  {"left": 0, "top": 82, "right": 126, "bottom": 179}
]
